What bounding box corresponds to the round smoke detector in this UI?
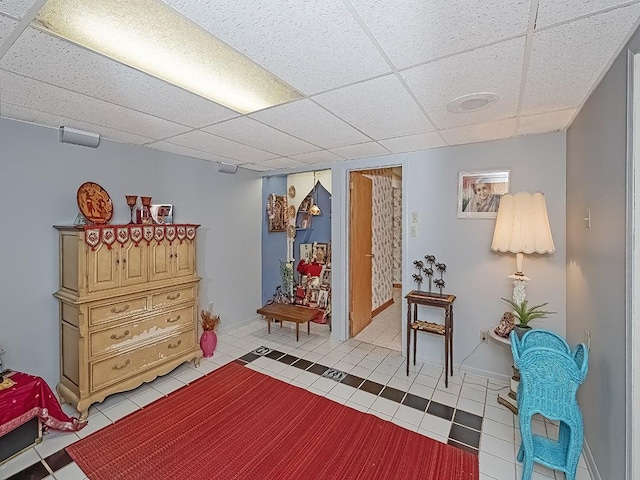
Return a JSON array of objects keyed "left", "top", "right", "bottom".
[{"left": 446, "top": 92, "right": 499, "bottom": 113}]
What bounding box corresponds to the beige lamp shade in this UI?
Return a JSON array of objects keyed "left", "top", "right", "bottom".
[{"left": 491, "top": 192, "right": 555, "bottom": 256}]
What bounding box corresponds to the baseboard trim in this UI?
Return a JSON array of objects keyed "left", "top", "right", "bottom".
[
  {"left": 392, "top": 283, "right": 402, "bottom": 288},
  {"left": 372, "top": 298, "right": 394, "bottom": 318},
  {"left": 583, "top": 439, "right": 601, "bottom": 480},
  {"left": 217, "top": 315, "right": 261, "bottom": 334},
  {"left": 414, "top": 351, "right": 510, "bottom": 384}
]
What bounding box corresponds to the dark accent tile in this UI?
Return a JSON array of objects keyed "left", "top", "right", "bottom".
[
  {"left": 427, "top": 401, "right": 454, "bottom": 421},
  {"left": 449, "top": 424, "right": 481, "bottom": 449},
  {"left": 341, "top": 374, "right": 365, "bottom": 388},
  {"left": 277, "top": 354, "right": 298, "bottom": 365},
  {"left": 447, "top": 439, "right": 478, "bottom": 456},
  {"left": 360, "top": 380, "right": 384, "bottom": 396},
  {"left": 266, "top": 350, "right": 285, "bottom": 360},
  {"left": 45, "top": 449, "right": 73, "bottom": 472},
  {"left": 453, "top": 410, "right": 483, "bottom": 431},
  {"left": 380, "top": 386, "right": 406, "bottom": 403},
  {"left": 308, "top": 363, "right": 329, "bottom": 376},
  {"left": 239, "top": 352, "right": 260, "bottom": 363},
  {"left": 7, "top": 461, "right": 50, "bottom": 480},
  {"left": 233, "top": 359, "right": 247, "bottom": 365},
  {"left": 402, "top": 392, "right": 429, "bottom": 412},
  {"left": 292, "top": 359, "right": 313, "bottom": 370}
]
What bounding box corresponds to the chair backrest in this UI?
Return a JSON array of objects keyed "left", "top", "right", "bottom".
[
  {"left": 510, "top": 329, "right": 570, "bottom": 365},
  {"left": 517, "top": 346, "right": 589, "bottom": 417}
]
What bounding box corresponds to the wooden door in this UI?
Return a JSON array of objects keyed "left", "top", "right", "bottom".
[
  {"left": 173, "top": 241, "right": 195, "bottom": 277},
  {"left": 149, "top": 240, "right": 172, "bottom": 282},
  {"left": 349, "top": 172, "right": 373, "bottom": 337},
  {"left": 120, "top": 241, "right": 148, "bottom": 287},
  {"left": 87, "top": 243, "right": 119, "bottom": 292}
]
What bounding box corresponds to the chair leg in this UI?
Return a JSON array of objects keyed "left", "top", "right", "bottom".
[
  {"left": 522, "top": 459, "right": 534, "bottom": 480},
  {"left": 517, "top": 443, "right": 524, "bottom": 462}
]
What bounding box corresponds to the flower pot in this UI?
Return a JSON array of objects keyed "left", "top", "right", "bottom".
[
  {"left": 513, "top": 325, "right": 532, "bottom": 339},
  {"left": 200, "top": 330, "right": 217, "bottom": 358}
]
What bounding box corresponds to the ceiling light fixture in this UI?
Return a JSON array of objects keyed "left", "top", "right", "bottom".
[
  {"left": 446, "top": 92, "right": 499, "bottom": 113},
  {"left": 34, "top": 0, "right": 302, "bottom": 114}
]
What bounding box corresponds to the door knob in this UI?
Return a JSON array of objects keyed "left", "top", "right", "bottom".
[{"left": 365, "top": 254, "right": 375, "bottom": 258}]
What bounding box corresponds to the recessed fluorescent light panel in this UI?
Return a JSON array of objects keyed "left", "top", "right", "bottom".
[{"left": 35, "top": 0, "right": 302, "bottom": 114}]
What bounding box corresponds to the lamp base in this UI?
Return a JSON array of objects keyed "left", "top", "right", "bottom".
[{"left": 508, "top": 274, "right": 529, "bottom": 305}]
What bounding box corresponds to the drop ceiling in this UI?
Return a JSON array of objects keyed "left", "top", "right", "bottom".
[{"left": 1, "top": 0, "right": 639, "bottom": 172}]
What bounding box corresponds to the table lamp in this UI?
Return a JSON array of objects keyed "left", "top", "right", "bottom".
[{"left": 491, "top": 192, "right": 555, "bottom": 304}]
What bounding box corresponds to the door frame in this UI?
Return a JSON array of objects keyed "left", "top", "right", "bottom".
[{"left": 331, "top": 157, "right": 409, "bottom": 357}]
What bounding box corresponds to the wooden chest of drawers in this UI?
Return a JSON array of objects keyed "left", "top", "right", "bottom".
[{"left": 54, "top": 225, "right": 202, "bottom": 420}]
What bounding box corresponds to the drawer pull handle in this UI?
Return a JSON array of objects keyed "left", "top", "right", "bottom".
[
  {"left": 111, "top": 305, "right": 130, "bottom": 314},
  {"left": 166, "top": 293, "right": 181, "bottom": 300},
  {"left": 168, "top": 340, "right": 182, "bottom": 349},
  {"left": 166, "top": 315, "right": 181, "bottom": 323},
  {"left": 112, "top": 360, "right": 131, "bottom": 370},
  {"left": 110, "top": 330, "right": 130, "bottom": 340}
]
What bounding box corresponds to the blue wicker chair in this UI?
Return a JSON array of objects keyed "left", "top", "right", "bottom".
[
  {"left": 511, "top": 329, "right": 571, "bottom": 356},
  {"left": 511, "top": 340, "right": 588, "bottom": 480}
]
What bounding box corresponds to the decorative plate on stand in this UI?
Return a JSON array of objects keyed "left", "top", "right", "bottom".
[
  {"left": 288, "top": 185, "right": 296, "bottom": 198},
  {"left": 77, "top": 182, "right": 113, "bottom": 224}
]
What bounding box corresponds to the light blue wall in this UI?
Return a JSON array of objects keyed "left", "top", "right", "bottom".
[
  {"left": 261, "top": 175, "right": 288, "bottom": 304},
  {"left": 0, "top": 118, "right": 262, "bottom": 391},
  {"left": 293, "top": 182, "right": 331, "bottom": 266}
]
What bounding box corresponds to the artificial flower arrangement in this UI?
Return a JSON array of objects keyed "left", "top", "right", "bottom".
[{"left": 200, "top": 310, "right": 220, "bottom": 331}]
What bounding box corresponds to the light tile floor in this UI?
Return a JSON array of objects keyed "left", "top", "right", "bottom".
[
  {"left": 354, "top": 286, "right": 402, "bottom": 351},
  {"left": 1, "top": 319, "right": 592, "bottom": 480}
]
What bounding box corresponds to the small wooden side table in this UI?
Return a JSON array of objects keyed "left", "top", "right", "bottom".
[{"left": 405, "top": 290, "right": 456, "bottom": 387}]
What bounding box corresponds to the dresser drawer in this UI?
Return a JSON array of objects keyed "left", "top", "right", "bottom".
[
  {"left": 89, "top": 305, "right": 195, "bottom": 357},
  {"left": 90, "top": 330, "right": 195, "bottom": 392},
  {"left": 151, "top": 285, "right": 195, "bottom": 309},
  {"left": 88, "top": 296, "right": 147, "bottom": 327}
]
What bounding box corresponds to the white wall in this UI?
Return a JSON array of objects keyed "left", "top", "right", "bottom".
[
  {"left": 330, "top": 133, "right": 566, "bottom": 380},
  {"left": 0, "top": 118, "right": 262, "bottom": 391}
]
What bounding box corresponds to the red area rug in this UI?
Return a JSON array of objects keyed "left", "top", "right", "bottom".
[{"left": 67, "top": 362, "right": 478, "bottom": 480}]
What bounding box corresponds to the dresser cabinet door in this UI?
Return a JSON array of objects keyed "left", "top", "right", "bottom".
[
  {"left": 174, "top": 241, "right": 195, "bottom": 277},
  {"left": 120, "top": 241, "right": 148, "bottom": 287},
  {"left": 87, "top": 244, "right": 119, "bottom": 292},
  {"left": 149, "top": 240, "right": 173, "bottom": 282}
]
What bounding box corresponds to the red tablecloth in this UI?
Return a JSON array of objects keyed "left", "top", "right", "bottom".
[{"left": 0, "top": 371, "right": 86, "bottom": 436}]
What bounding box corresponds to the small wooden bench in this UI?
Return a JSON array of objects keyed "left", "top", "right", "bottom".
[{"left": 257, "top": 303, "right": 321, "bottom": 341}]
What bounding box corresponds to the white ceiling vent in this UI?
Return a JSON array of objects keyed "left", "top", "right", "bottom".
[{"left": 446, "top": 93, "right": 499, "bottom": 113}]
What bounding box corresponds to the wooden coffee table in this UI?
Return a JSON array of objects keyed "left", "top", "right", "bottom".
[{"left": 257, "top": 303, "right": 320, "bottom": 341}]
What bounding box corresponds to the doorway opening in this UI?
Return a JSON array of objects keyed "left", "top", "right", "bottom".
[{"left": 348, "top": 167, "right": 403, "bottom": 352}]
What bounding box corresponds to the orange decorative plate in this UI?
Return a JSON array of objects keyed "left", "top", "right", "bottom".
[{"left": 77, "top": 182, "right": 113, "bottom": 224}]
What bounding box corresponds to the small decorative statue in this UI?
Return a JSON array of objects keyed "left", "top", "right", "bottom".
[
  {"left": 413, "top": 260, "right": 424, "bottom": 290},
  {"left": 424, "top": 255, "right": 436, "bottom": 292},
  {"left": 494, "top": 311, "right": 516, "bottom": 338}
]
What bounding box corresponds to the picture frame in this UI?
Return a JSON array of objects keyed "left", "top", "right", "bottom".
[
  {"left": 457, "top": 170, "right": 510, "bottom": 219},
  {"left": 313, "top": 242, "right": 328, "bottom": 264},
  {"left": 299, "top": 196, "right": 313, "bottom": 214},
  {"left": 317, "top": 289, "right": 329, "bottom": 309},
  {"left": 150, "top": 204, "right": 174, "bottom": 224},
  {"left": 300, "top": 243, "right": 313, "bottom": 263},
  {"left": 268, "top": 195, "right": 287, "bottom": 232}
]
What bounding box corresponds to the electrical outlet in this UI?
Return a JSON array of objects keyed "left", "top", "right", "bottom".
[
  {"left": 585, "top": 328, "right": 591, "bottom": 351},
  {"left": 480, "top": 330, "right": 488, "bottom": 343}
]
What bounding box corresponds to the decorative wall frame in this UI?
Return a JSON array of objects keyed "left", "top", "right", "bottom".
[
  {"left": 268, "top": 195, "right": 287, "bottom": 232},
  {"left": 457, "top": 170, "right": 510, "bottom": 219},
  {"left": 313, "top": 242, "right": 328, "bottom": 264}
]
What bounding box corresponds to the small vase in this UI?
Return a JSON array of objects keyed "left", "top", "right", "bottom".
[
  {"left": 513, "top": 325, "right": 532, "bottom": 339},
  {"left": 200, "top": 330, "right": 217, "bottom": 358}
]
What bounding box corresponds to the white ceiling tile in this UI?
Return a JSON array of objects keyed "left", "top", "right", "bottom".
[
  {"left": 522, "top": 4, "right": 640, "bottom": 115},
  {"left": 250, "top": 99, "right": 370, "bottom": 148},
  {"left": 165, "top": 130, "right": 277, "bottom": 163},
  {"left": 439, "top": 118, "right": 516, "bottom": 146},
  {"left": 379, "top": 131, "right": 446, "bottom": 153},
  {"left": 313, "top": 74, "right": 432, "bottom": 139},
  {"left": 517, "top": 109, "right": 577, "bottom": 135},
  {"left": 165, "top": 0, "right": 390, "bottom": 95},
  {"left": 146, "top": 141, "right": 238, "bottom": 164},
  {"left": 257, "top": 157, "right": 307, "bottom": 169},
  {"left": 329, "top": 142, "right": 389, "bottom": 159},
  {"left": 290, "top": 150, "right": 344, "bottom": 164},
  {"left": 402, "top": 37, "right": 526, "bottom": 129},
  {"left": 1, "top": 102, "right": 155, "bottom": 145},
  {"left": 0, "top": 13, "right": 16, "bottom": 44},
  {"left": 242, "top": 163, "right": 276, "bottom": 172},
  {"left": 350, "top": 0, "right": 530, "bottom": 69},
  {"left": 202, "top": 117, "right": 317, "bottom": 156},
  {"left": 0, "top": 70, "right": 192, "bottom": 138},
  {"left": 0, "top": 0, "right": 38, "bottom": 18},
  {"left": 1, "top": 28, "right": 238, "bottom": 128},
  {"left": 536, "top": 0, "right": 640, "bottom": 28}
]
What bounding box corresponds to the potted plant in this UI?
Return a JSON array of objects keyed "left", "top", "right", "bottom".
[
  {"left": 200, "top": 310, "right": 220, "bottom": 358},
  {"left": 501, "top": 298, "right": 555, "bottom": 338}
]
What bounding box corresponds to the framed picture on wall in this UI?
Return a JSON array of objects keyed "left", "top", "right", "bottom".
[
  {"left": 268, "top": 195, "right": 287, "bottom": 232},
  {"left": 313, "top": 242, "right": 328, "bottom": 264},
  {"left": 457, "top": 170, "right": 510, "bottom": 219}
]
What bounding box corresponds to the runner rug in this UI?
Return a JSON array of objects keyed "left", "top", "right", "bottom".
[{"left": 67, "top": 362, "right": 478, "bottom": 480}]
